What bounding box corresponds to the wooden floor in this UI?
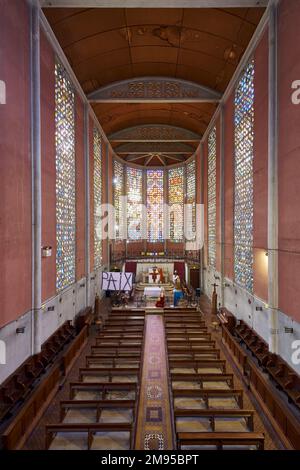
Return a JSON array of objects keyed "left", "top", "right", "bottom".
[{"left": 23, "top": 296, "right": 282, "bottom": 450}]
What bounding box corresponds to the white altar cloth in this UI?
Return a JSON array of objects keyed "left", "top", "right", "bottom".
[{"left": 144, "top": 286, "right": 162, "bottom": 298}]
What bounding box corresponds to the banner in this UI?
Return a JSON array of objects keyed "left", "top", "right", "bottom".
[{"left": 101, "top": 272, "right": 133, "bottom": 291}]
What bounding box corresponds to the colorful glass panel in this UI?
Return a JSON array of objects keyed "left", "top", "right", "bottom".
[
  {"left": 168, "top": 167, "right": 184, "bottom": 242},
  {"left": 126, "top": 167, "right": 143, "bottom": 240},
  {"left": 208, "top": 127, "right": 217, "bottom": 267},
  {"left": 147, "top": 169, "right": 164, "bottom": 242},
  {"left": 55, "top": 61, "right": 76, "bottom": 292},
  {"left": 234, "top": 60, "right": 254, "bottom": 292},
  {"left": 94, "top": 127, "right": 102, "bottom": 268}
]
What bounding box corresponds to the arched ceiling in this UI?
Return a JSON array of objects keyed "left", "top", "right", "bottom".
[{"left": 44, "top": 6, "right": 265, "bottom": 165}]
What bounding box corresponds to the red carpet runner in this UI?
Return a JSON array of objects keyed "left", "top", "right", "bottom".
[{"left": 135, "top": 315, "right": 174, "bottom": 450}]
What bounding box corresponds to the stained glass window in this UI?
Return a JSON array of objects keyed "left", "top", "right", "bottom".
[
  {"left": 234, "top": 60, "right": 254, "bottom": 292},
  {"left": 55, "top": 61, "right": 76, "bottom": 292},
  {"left": 168, "top": 167, "right": 184, "bottom": 242},
  {"left": 208, "top": 127, "right": 217, "bottom": 267},
  {"left": 94, "top": 127, "right": 102, "bottom": 269},
  {"left": 113, "top": 160, "right": 124, "bottom": 239},
  {"left": 186, "top": 159, "right": 196, "bottom": 241},
  {"left": 147, "top": 169, "right": 164, "bottom": 242},
  {"left": 126, "top": 167, "right": 143, "bottom": 240}
]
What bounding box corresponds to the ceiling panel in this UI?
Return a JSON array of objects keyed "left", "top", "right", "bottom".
[{"left": 43, "top": 6, "right": 265, "bottom": 165}]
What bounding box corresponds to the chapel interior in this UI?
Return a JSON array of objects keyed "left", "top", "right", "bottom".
[{"left": 1, "top": 0, "right": 300, "bottom": 452}]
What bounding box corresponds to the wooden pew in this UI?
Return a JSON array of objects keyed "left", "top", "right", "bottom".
[
  {"left": 69, "top": 382, "right": 137, "bottom": 400},
  {"left": 45, "top": 423, "right": 133, "bottom": 450},
  {"left": 177, "top": 432, "right": 265, "bottom": 450},
  {"left": 86, "top": 356, "right": 140, "bottom": 368},
  {"left": 169, "top": 359, "right": 226, "bottom": 373},
  {"left": 174, "top": 409, "right": 255, "bottom": 431},
  {"left": 78, "top": 367, "right": 139, "bottom": 383},
  {"left": 173, "top": 389, "right": 244, "bottom": 409},
  {"left": 168, "top": 341, "right": 216, "bottom": 351},
  {"left": 94, "top": 339, "right": 142, "bottom": 347},
  {"left": 91, "top": 346, "right": 142, "bottom": 356},
  {"left": 222, "top": 326, "right": 248, "bottom": 375},
  {"left": 171, "top": 373, "right": 234, "bottom": 389},
  {"left": 59, "top": 400, "right": 135, "bottom": 422}
]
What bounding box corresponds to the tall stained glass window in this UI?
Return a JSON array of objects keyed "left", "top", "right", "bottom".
[
  {"left": 147, "top": 169, "right": 164, "bottom": 242},
  {"left": 126, "top": 167, "right": 143, "bottom": 240},
  {"left": 186, "top": 159, "right": 196, "bottom": 241},
  {"left": 55, "top": 61, "right": 76, "bottom": 292},
  {"left": 168, "top": 167, "right": 184, "bottom": 242},
  {"left": 234, "top": 60, "right": 254, "bottom": 292},
  {"left": 94, "top": 127, "right": 102, "bottom": 268},
  {"left": 208, "top": 127, "right": 217, "bottom": 267},
  {"left": 113, "top": 160, "right": 124, "bottom": 239}
]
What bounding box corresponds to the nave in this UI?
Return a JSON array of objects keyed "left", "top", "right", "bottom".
[{"left": 20, "top": 299, "right": 279, "bottom": 451}]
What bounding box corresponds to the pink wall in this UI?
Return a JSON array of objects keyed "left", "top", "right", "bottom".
[
  {"left": 253, "top": 30, "right": 269, "bottom": 302},
  {"left": 75, "top": 96, "right": 86, "bottom": 280},
  {"left": 278, "top": 0, "right": 300, "bottom": 322},
  {"left": 0, "top": 1, "right": 32, "bottom": 327},
  {"left": 41, "top": 30, "right": 56, "bottom": 302},
  {"left": 223, "top": 94, "right": 235, "bottom": 280}
]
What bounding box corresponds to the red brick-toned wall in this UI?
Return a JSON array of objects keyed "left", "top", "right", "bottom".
[
  {"left": 253, "top": 30, "right": 269, "bottom": 302},
  {"left": 278, "top": 0, "right": 300, "bottom": 322},
  {"left": 0, "top": 0, "right": 32, "bottom": 327},
  {"left": 41, "top": 30, "right": 56, "bottom": 302}
]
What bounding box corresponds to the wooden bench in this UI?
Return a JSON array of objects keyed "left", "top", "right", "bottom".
[
  {"left": 45, "top": 423, "right": 133, "bottom": 450},
  {"left": 86, "top": 356, "right": 141, "bottom": 368},
  {"left": 168, "top": 341, "right": 216, "bottom": 351},
  {"left": 0, "top": 321, "right": 75, "bottom": 422},
  {"left": 62, "top": 325, "right": 89, "bottom": 375},
  {"left": 222, "top": 325, "right": 248, "bottom": 375},
  {"left": 171, "top": 373, "right": 234, "bottom": 389},
  {"left": 174, "top": 409, "right": 254, "bottom": 431},
  {"left": 69, "top": 382, "right": 137, "bottom": 400},
  {"left": 173, "top": 389, "right": 244, "bottom": 409},
  {"left": 78, "top": 367, "right": 139, "bottom": 383},
  {"left": 177, "top": 432, "right": 264, "bottom": 450},
  {"left": 59, "top": 399, "right": 136, "bottom": 422},
  {"left": 234, "top": 320, "right": 300, "bottom": 410},
  {"left": 2, "top": 364, "right": 61, "bottom": 449},
  {"left": 94, "top": 339, "right": 142, "bottom": 347},
  {"left": 169, "top": 359, "right": 226, "bottom": 370},
  {"left": 168, "top": 349, "right": 221, "bottom": 360}
]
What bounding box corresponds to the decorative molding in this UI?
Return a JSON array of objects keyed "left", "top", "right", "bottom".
[
  {"left": 109, "top": 125, "right": 201, "bottom": 143},
  {"left": 88, "top": 77, "right": 221, "bottom": 103},
  {"left": 114, "top": 141, "right": 195, "bottom": 154}
]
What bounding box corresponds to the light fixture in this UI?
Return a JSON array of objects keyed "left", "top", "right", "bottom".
[{"left": 265, "top": 251, "right": 268, "bottom": 257}]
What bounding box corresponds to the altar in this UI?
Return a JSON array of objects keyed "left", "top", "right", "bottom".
[
  {"left": 144, "top": 286, "right": 162, "bottom": 298},
  {"left": 136, "top": 262, "right": 174, "bottom": 284}
]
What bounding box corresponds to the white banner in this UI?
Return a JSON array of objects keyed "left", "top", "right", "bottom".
[{"left": 101, "top": 272, "right": 133, "bottom": 291}]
